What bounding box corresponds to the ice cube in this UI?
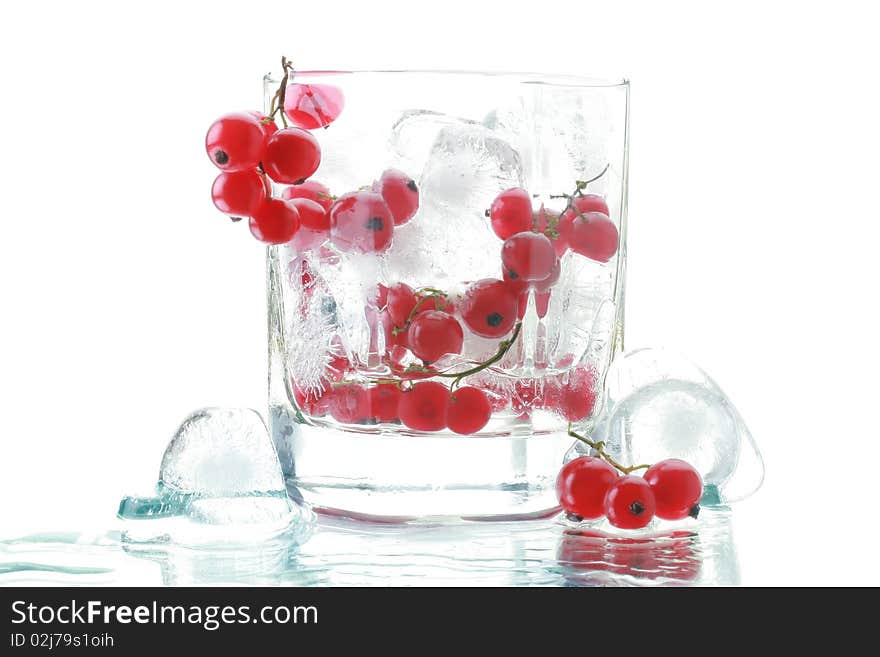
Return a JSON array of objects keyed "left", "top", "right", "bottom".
[
  {"left": 591, "top": 349, "right": 763, "bottom": 503},
  {"left": 485, "top": 90, "right": 615, "bottom": 199},
  {"left": 389, "top": 110, "right": 479, "bottom": 173},
  {"left": 118, "top": 408, "right": 313, "bottom": 546},
  {"left": 159, "top": 408, "right": 283, "bottom": 496},
  {"left": 384, "top": 123, "right": 524, "bottom": 286}
]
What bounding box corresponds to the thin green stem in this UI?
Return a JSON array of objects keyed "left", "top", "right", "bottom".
[
  {"left": 567, "top": 423, "right": 652, "bottom": 475},
  {"left": 435, "top": 322, "right": 522, "bottom": 389}
]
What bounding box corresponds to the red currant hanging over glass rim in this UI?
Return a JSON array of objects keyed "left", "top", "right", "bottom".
[{"left": 205, "top": 60, "right": 632, "bottom": 520}]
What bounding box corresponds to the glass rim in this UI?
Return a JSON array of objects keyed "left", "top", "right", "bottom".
[{"left": 265, "top": 69, "right": 629, "bottom": 89}]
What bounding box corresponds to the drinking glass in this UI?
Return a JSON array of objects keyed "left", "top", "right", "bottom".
[{"left": 267, "top": 70, "right": 630, "bottom": 521}]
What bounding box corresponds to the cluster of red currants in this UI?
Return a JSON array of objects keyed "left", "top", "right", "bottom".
[
  {"left": 488, "top": 183, "right": 620, "bottom": 317},
  {"left": 556, "top": 457, "right": 703, "bottom": 530}
]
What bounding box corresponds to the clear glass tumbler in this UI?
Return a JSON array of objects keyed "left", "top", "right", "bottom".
[{"left": 268, "top": 71, "right": 629, "bottom": 521}]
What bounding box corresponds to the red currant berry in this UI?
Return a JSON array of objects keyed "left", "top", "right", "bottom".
[
  {"left": 205, "top": 112, "right": 266, "bottom": 171},
  {"left": 293, "top": 381, "right": 331, "bottom": 416},
  {"left": 248, "top": 198, "right": 300, "bottom": 244},
  {"left": 567, "top": 212, "right": 619, "bottom": 263},
  {"left": 643, "top": 459, "right": 703, "bottom": 520},
  {"left": 406, "top": 310, "right": 463, "bottom": 364},
  {"left": 211, "top": 171, "right": 268, "bottom": 218},
  {"left": 289, "top": 198, "right": 330, "bottom": 251},
  {"left": 263, "top": 127, "right": 322, "bottom": 185},
  {"left": 572, "top": 194, "right": 610, "bottom": 217},
  {"left": 329, "top": 191, "right": 395, "bottom": 254},
  {"left": 398, "top": 381, "right": 450, "bottom": 431},
  {"left": 502, "top": 267, "right": 529, "bottom": 295},
  {"left": 533, "top": 257, "right": 561, "bottom": 293},
  {"left": 502, "top": 232, "right": 557, "bottom": 282},
  {"left": 534, "top": 206, "right": 568, "bottom": 257},
  {"left": 366, "top": 383, "right": 401, "bottom": 423},
  {"left": 604, "top": 476, "right": 657, "bottom": 530},
  {"left": 447, "top": 386, "right": 491, "bottom": 435},
  {"left": 386, "top": 283, "right": 418, "bottom": 327},
  {"left": 374, "top": 169, "right": 419, "bottom": 226},
  {"left": 328, "top": 384, "right": 369, "bottom": 424},
  {"left": 556, "top": 456, "right": 619, "bottom": 519},
  {"left": 489, "top": 187, "right": 533, "bottom": 240},
  {"left": 282, "top": 180, "right": 334, "bottom": 211},
  {"left": 459, "top": 279, "right": 519, "bottom": 338},
  {"left": 246, "top": 110, "right": 279, "bottom": 143},
  {"left": 552, "top": 367, "right": 597, "bottom": 422},
  {"left": 283, "top": 83, "right": 345, "bottom": 130}
]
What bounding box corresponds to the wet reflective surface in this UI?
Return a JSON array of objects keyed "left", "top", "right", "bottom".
[{"left": 0, "top": 507, "right": 738, "bottom": 586}]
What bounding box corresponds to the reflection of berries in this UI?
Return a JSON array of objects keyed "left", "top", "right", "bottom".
[
  {"left": 282, "top": 180, "right": 334, "bottom": 211},
  {"left": 292, "top": 380, "right": 331, "bottom": 416},
  {"left": 283, "top": 83, "right": 345, "bottom": 130},
  {"left": 263, "top": 127, "right": 322, "bottom": 184},
  {"left": 406, "top": 310, "right": 463, "bottom": 363},
  {"left": 459, "top": 279, "right": 519, "bottom": 338},
  {"left": 367, "top": 384, "right": 401, "bottom": 423},
  {"left": 502, "top": 232, "right": 557, "bottom": 283},
  {"left": 533, "top": 257, "right": 561, "bottom": 293},
  {"left": 289, "top": 198, "right": 330, "bottom": 251},
  {"left": 398, "top": 381, "right": 449, "bottom": 431},
  {"left": 604, "top": 476, "right": 656, "bottom": 529},
  {"left": 374, "top": 169, "right": 419, "bottom": 226},
  {"left": 248, "top": 198, "right": 300, "bottom": 244},
  {"left": 556, "top": 456, "right": 619, "bottom": 519},
  {"left": 489, "top": 187, "right": 533, "bottom": 239},
  {"left": 211, "top": 171, "right": 269, "bottom": 218},
  {"left": 329, "top": 191, "right": 394, "bottom": 253},
  {"left": 205, "top": 112, "right": 266, "bottom": 171},
  {"left": 447, "top": 386, "right": 491, "bottom": 434},
  {"left": 644, "top": 459, "right": 703, "bottom": 520},
  {"left": 566, "top": 211, "right": 619, "bottom": 263}
]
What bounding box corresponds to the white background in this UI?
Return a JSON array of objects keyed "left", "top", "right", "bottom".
[{"left": 1, "top": 0, "right": 878, "bottom": 585}]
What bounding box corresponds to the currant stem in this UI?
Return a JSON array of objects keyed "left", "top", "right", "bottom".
[
  {"left": 567, "top": 423, "right": 651, "bottom": 475},
  {"left": 267, "top": 56, "right": 295, "bottom": 128},
  {"left": 436, "top": 322, "right": 522, "bottom": 389}
]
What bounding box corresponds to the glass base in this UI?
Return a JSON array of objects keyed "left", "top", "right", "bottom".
[{"left": 271, "top": 407, "right": 571, "bottom": 522}]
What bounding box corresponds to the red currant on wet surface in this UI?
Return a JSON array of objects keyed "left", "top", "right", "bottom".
[
  {"left": 288, "top": 198, "right": 330, "bottom": 251},
  {"left": 489, "top": 187, "right": 533, "bottom": 240},
  {"left": 211, "top": 170, "right": 269, "bottom": 218},
  {"left": 604, "top": 475, "right": 656, "bottom": 530},
  {"left": 566, "top": 211, "right": 619, "bottom": 263},
  {"left": 282, "top": 180, "right": 334, "bottom": 211},
  {"left": 248, "top": 198, "right": 300, "bottom": 244},
  {"left": 329, "top": 191, "right": 395, "bottom": 254},
  {"left": 406, "top": 310, "right": 463, "bottom": 364},
  {"left": 283, "top": 82, "right": 345, "bottom": 130},
  {"left": 459, "top": 279, "right": 519, "bottom": 338},
  {"left": 398, "top": 381, "right": 450, "bottom": 431},
  {"left": 374, "top": 169, "right": 419, "bottom": 226},
  {"left": 643, "top": 459, "right": 703, "bottom": 520},
  {"left": 447, "top": 386, "right": 491, "bottom": 435},
  {"left": 328, "top": 384, "right": 369, "bottom": 424},
  {"left": 205, "top": 112, "right": 266, "bottom": 171},
  {"left": 366, "top": 383, "right": 401, "bottom": 423},
  {"left": 556, "top": 456, "right": 619, "bottom": 519},
  {"left": 263, "top": 127, "right": 322, "bottom": 184},
  {"left": 502, "top": 232, "right": 557, "bottom": 282},
  {"left": 246, "top": 110, "right": 279, "bottom": 143},
  {"left": 571, "top": 194, "right": 610, "bottom": 217}
]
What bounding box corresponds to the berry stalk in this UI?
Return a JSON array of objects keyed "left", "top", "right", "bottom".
[
  {"left": 435, "top": 322, "right": 522, "bottom": 389},
  {"left": 567, "top": 423, "right": 651, "bottom": 475}
]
